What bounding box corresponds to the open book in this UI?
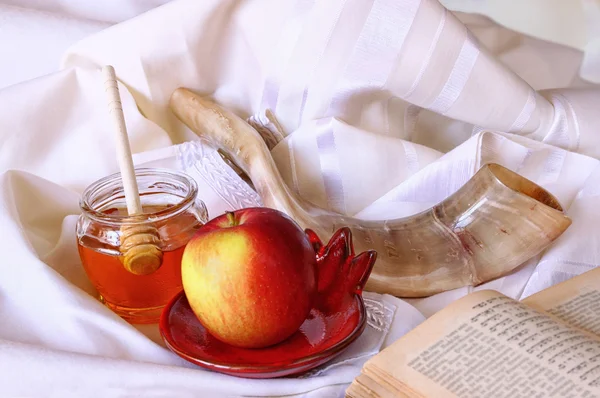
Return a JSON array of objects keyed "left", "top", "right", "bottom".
[{"left": 346, "top": 267, "right": 600, "bottom": 397}]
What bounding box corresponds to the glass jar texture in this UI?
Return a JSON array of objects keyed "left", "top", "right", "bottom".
[{"left": 76, "top": 168, "right": 208, "bottom": 324}]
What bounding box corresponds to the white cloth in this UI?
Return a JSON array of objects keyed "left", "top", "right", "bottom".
[{"left": 1, "top": 0, "right": 600, "bottom": 397}]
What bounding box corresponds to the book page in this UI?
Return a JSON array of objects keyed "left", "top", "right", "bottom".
[
  {"left": 524, "top": 267, "right": 600, "bottom": 336},
  {"left": 359, "top": 290, "right": 600, "bottom": 398}
]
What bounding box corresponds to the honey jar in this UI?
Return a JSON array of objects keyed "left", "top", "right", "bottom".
[{"left": 76, "top": 168, "right": 208, "bottom": 324}]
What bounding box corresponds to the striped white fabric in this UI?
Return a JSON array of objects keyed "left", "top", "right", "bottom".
[{"left": 2, "top": 0, "right": 600, "bottom": 396}]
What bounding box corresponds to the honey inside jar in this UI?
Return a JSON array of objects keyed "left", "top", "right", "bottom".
[{"left": 76, "top": 169, "right": 208, "bottom": 324}]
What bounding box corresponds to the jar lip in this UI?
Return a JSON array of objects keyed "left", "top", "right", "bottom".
[{"left": 80, "top": 168, "right": 199, "bottom": 225}]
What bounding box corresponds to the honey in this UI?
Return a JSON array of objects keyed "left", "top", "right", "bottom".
[{"left": 77, "top": 169, "right": 208, "bottom": 324}]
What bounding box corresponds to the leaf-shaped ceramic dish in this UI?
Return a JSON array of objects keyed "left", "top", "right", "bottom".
[{"left": 159, "top": 227, "right": 376, "bottom": 378}]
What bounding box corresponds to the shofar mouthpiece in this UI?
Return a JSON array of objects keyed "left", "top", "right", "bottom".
[{"left": 120, "top": 224, "right": 163, "bottom": 275}]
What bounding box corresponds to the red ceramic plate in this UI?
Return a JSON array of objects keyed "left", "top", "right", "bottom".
[{"left": 159, "top": 227, "right": 377, "bottom": 379}]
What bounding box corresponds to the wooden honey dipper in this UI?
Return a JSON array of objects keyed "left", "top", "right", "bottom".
[{"left": 102, "top": 65, "right": 163, "bottom": 275}]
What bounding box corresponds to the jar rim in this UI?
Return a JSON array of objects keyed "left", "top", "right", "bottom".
[{"left": 80, "top": 168, "right": 199, "bottom": 225}]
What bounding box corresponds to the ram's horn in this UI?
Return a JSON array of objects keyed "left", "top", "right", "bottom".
[{"left": 169, "top": 88, "right": 572, "bottom": 297}]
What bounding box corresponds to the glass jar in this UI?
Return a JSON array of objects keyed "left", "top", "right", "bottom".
[{"left": 76, "top": 168, "right": 209, "bottom": 324}]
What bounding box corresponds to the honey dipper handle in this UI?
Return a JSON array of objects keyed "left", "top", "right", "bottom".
[{"left": 102, "top": 65, "right": 142, "bottom": 215}]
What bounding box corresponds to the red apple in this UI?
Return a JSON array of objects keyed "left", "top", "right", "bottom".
[{"left": 181, "top": 207, "right": 318, "bottom": 348}]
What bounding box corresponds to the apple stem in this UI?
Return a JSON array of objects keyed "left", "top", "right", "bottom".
[{"left": 226, "top": 211, "right": 238, "bottom": 226}]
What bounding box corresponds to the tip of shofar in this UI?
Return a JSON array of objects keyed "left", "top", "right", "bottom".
[
  {"left": 170, "top": 87, "right": 197, "bottom": 119},
  {"left": 170, "top": 87, "right": 194, "bottom": 105},
  {"left": 169, "top": 87, "right": 241, "bottom": 142},
  {"left": 169, "top": 87, "right": 216, "bottom": 116}
]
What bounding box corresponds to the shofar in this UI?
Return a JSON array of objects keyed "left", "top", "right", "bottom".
[{"left": 169, "top": 88, "right": 572, "bottom": 298}]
